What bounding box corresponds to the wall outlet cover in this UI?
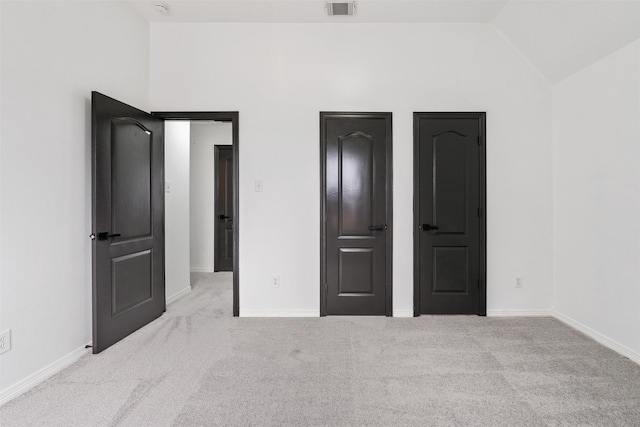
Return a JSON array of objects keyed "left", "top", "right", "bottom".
[{"left": 0, "top": 329, "right": 11, "bottom": 355}]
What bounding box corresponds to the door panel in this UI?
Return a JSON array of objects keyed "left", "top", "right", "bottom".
[
  {"left": 433, "top": 133, "right": 467, "bottom": 234},
  {"left": 339, "top": 248, "right": 374, "bottom": 294},
  {"left": 215, "top": 146, "right": 233, "bottom": 272},
  {"left": 432, "top": 247, "right": 467, "bottom": 293},
  {"left": 111, "top": 121, "right": 152, "bottom": 239},
  {"left": 321, "top": 112, "right": 392, "bottom": 316},
  {"left": 414, "top": 113, "right": 486, "bottom": 315},
  {"left": 92, "top": 92, "right": 165, "bottom": 353},
  {"left": 339, "top": 132, "right": 374, "bottom": 236},
  {"left": 112, "top": 250, "right": 152, "bottom": 315}
]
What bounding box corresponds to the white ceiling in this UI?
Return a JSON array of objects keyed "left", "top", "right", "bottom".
[{"left": 128, "top": 0, "right": 640, "bottom": 82}]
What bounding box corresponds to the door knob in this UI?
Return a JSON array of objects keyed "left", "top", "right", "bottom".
[
  {"left": 97, "top": 232, "right": 121, "bottom": 240},
  {"left": 219, "top": 214, "right": 229, "bottom": 220},
  {"left": 368, "top": 225, "right": 387, "bottom": 231},
  {"left": 421, "top": 224, "right": 439, "bottom": 231}
]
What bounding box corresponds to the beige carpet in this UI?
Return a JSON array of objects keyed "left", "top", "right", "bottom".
[{"left": 1, "top": 272, "right": 639, "bottom": 426}]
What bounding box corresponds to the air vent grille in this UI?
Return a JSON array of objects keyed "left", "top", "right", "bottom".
[{"left": 326, "top": 2, "right": 356, "bottom": 16}]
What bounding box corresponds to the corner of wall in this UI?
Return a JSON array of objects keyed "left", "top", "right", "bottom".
[
  {"left": 550, "top": 38, "right": 640, "bottom": 360},
  {"left": 488, "top": 23, "right": 551, "bottom": 85}
]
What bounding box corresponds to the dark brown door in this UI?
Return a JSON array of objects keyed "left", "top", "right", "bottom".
[
  {"left": 321, "top": 112, "right": 392, "bottom": 316},
  {"left": 215, "top": 145, "right": 233, "bottom": 272},
  {"left": 92, "top": 92, "right": 165, "bottom": 353},
  {"left": 414, "top": 113, "right": 486, "bottom": 315}
]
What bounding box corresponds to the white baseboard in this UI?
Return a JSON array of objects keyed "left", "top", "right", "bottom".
[
  {"left": 190, "top": 267, "right": 214, "bottom": 273},
  {"left": 0, "top": 344, "right": 89, "bottom": 407},
  {"left": 166, "top": 285, "right": 192, "bottom": 306},
  {"left": 553, "top": 311, "right": 640, "bottom": 365},
  {"left": 487, "top": 309, "right": 553, "bottom": 317},
  {"left": 241, "top": 310, "right": 319, "bottom": 317},
  {"left": 393, "top": 309, "right": 414, "bottom": 317}
]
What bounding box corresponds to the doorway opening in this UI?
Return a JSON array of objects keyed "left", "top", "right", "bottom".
[{"left": 154, "top": 112, "right": 239, "bottom": 317}]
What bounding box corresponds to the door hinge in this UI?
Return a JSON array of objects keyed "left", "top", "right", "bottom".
[
  {"left": 477, "top": 207, "right": 481, "bottom": 218},
  {"left": 477, "top": 136, "right": 481, "bottom": 145},
  {"left": 324, "top": 283, "right": 328, "bottom": 293}
]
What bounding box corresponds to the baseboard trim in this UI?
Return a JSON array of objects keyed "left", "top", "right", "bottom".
[
  {"left": 553, "top": 311, "right": 640, "bottom": 365},
  {"left": 487, "top": 309, "right": 553, "bottom": 317},
  {"left": 190, "top": 267, "right": 214, "bottom": 273},
  {"left": 393, "top": 309, "right": 414, "bottom": 317},
  {"left": 166, "top": 285, "right": 192, "bottom": 306},
  {"left": 0, "top": 343, "right": 89, "bottom": 407},
  {"left": 241, "top": 310, "right": 319, "bottom": 317}
]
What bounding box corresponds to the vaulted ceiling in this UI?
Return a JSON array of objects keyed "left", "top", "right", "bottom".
[
  {"left": 128, "top": 0, "right": 640, "bottom": 83},
  {"left": 494, "top": 1, "right": 639, "bottom": 82}
]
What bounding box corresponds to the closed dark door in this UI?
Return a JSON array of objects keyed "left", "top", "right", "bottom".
[
  {"left": 92, "top": 92, "right": 165, "bottom": 353},
  {"left": 215, "top": 145, "right": 233, "bottom": 272},
  {"left": 321, "top": 112, "right": 392, "bottom": 316},
  {"left": 414, "top": 113, "right": 486, "bottom": 315}
]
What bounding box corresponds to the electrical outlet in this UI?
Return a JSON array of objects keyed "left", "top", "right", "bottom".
[
  {"left": 0, "top": 330, "right": 11, "bottom": 355},
  {"left": 515, "top": 277, "right": 523, "bottom": 289},
  {"left": 255, "top": 180, "right": 264, "bottom": 192},
  {"left": 271, "top": 276, "right": 280, "bottom": 288}
]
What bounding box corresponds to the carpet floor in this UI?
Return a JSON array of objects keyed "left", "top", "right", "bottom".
[{"left": 2, "top": 272, "right": 640, "bottom": 426}]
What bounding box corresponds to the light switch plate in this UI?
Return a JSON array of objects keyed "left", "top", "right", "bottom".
[{"left": 255, "top": 180, "right": 263, "bottom": 192}]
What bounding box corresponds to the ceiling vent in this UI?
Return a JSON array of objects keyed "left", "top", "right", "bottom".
[{"left": 326, "top": 2, "right": 356, "bottom": 16}]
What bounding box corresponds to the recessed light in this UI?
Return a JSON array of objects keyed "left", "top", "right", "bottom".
[{"left": 155, "top": 3, "right": 169, "bottom": 14}]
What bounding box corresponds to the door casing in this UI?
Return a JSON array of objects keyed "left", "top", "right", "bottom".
[
  {"left": 413, "top": 112, "right": 486, "bottom": 316},
  {"left": 320, "top": 112, "right": 393, "bottom": 317},
  {"left": 152, "top": 112, "right": 240, "bottom": 317}
]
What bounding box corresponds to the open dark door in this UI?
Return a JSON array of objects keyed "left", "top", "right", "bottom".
[
  {"left": 414, "top": 112, "right": 486, "bottom": 315},
  {"left": 215, "top": 145, "right": 233, "bottom": 272},
  {"left": 91, "top": 92, "right": 165, "bottom": 353}
]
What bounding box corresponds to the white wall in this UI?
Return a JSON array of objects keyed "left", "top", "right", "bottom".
[
  {"left": 165, "top": 122, "right": 192, "bottom": 302},
  {"left": 190, "top": 122, "right": 233, "bottom": 273},
  {"left": 150, "top": 23, "right": 554, "bottom": 316},
  {"left": 0, "top": 1, "right": 149, "bottom": 394},
  {"left": 552, "top": 39, "right": 640, "bottom": 357}
]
